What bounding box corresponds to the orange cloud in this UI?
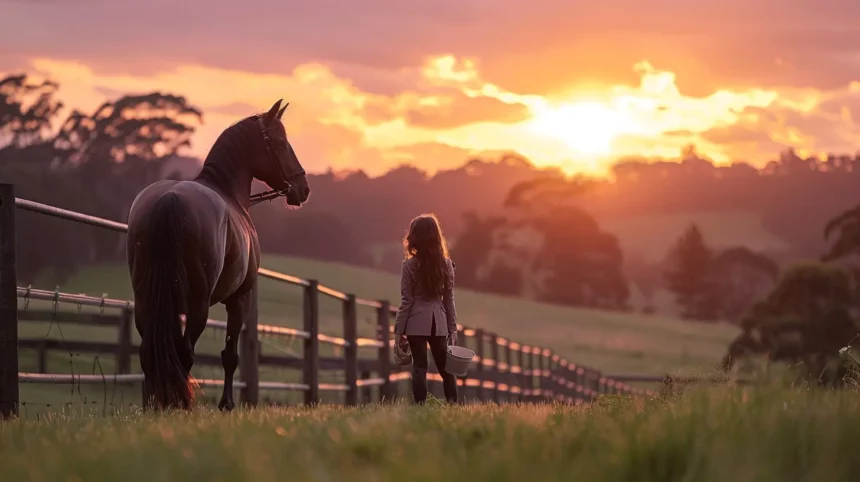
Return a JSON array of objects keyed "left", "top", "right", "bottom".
[
  {"left": 6, "top": 0, "right": 860, "bottom": 99},
  {"left": 404, "top": 92, "right": 531, "bottom": 130},
  {"left": 6, "top": 47, "right": 860, "bottom": 177}
]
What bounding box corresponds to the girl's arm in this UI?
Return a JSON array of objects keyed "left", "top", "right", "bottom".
[
  {"left": 443, "top": 259, "right": 457, "bottom": 339},
  {"left": 393, "top": 260, "right": 414, "bottom": 335}
]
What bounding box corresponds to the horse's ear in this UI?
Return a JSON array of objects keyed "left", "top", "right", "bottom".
[
  {"left": 264, "top": 99, "right": 283, "bottom": 125},
  {"left": 276, "top": 102, "right": 289, "bottom": 120}
]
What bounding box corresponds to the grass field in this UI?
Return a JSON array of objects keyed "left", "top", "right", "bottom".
[
  {"left": 2, "top": 385, "right": 858, "bottom": 482},
  {"left": 16, "top": 254, "right": 740, "bottom": 412}
]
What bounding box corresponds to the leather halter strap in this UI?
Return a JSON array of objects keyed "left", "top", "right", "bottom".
[{"left": 249, "top": 115, "right": 305, "bottom": 206}]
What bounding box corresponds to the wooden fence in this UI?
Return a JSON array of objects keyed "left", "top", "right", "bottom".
[{"left": 0, "top": 183, "right": 652, "bottom": 419}]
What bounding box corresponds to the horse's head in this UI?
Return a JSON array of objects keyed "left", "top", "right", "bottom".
[{"left": 252, "top": 99, "right": 310, "bottom": 207}]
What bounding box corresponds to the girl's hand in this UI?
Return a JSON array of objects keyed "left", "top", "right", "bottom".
[{"left": 398, "top": 334, "right": 407, "bottom": 345}]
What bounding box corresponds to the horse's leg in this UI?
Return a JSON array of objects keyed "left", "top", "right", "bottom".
[
  {"left": 181, "top": 252, "right": 217, "bottom": 380},
  {"left": 182, "top": 301, "right": 209, "bottom": 375},
  {"left": 218, "top": 281, "right": 255, "bottom": 411}
]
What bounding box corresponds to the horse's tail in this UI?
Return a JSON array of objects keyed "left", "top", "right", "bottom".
[{"left": 138, "top": 191, "right": 194, "bottom": 410}]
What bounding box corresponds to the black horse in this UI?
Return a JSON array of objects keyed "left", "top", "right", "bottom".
[{"left": 126, "top": 100, "right": 310, "bottom": 410}]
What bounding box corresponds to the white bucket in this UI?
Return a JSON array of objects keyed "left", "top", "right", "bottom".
[{"left": 445, "top": 345, "right": 475, "bottom": 376}]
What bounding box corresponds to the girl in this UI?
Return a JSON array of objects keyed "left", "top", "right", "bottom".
[{"left": 393, "top": 214, "right": 458, "bottom": 404}]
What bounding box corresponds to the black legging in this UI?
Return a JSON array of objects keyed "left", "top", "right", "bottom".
[{"left": 406, "top": 318, "right": 458, "bottom": 404}]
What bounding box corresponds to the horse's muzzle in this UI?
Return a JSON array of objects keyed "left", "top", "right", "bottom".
[{"left": 286, "top": 185, "right": 310, "bottom": 206}]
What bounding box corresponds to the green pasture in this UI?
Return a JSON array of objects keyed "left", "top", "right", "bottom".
[{"left": 2, "top": 385, "right": 859, "bottom": 482}]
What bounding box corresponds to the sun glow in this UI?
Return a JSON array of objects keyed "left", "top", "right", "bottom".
[
  {"left": 525, "top": 101, "right": 636, "bottom": 156},
  {"left": 24, "top": 54, "right": 795, "bottom": 176}
]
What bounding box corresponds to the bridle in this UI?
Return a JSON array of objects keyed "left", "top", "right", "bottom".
[{"left": 249, "top": 115, "right": 306, "bottom": 206}]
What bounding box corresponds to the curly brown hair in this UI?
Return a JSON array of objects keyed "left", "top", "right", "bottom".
[{"left": 403, "top": 214, "right": 450, "bottom": 298}]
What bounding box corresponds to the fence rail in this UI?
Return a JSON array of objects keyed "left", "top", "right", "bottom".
[{"left": 0, "top": 184, "right": 656, "bottom": 419}]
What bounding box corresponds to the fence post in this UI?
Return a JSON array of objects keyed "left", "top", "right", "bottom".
[
  {"left": 558, "top": 359, "right": 569, "bottom": 403},
  {"left": 575, "top": 367, "right": 585, "bottom": 402},
  {"left": 535, "top": 349, "right": 545, "bottom": 402},
  {"left": 474, "top": 328, "right": 485, "bottom": 402},
  {"left": 549, "top": 353, "right": 559, "bottom": 403},
  {"left": 587, "top": 369, "right": 599, "bottom": 402},
  {"left": 376, "top": 300, "right": 392, "bottom": 403},
  {"left": 517, "top": 346, "right": 526, "bottom": 403},
  {"left": 117, "top": 308, "right": 133, "bottom": 374},
  {"left": 360, "top": 369, "right": 372, "bottom": 404},
  {"left": 343, "top": 294, "right": 358, "bottom": 406},
  {"left": 549, "top": 352, "right": 557, "bottom": 401},
  {"left": 504, "top": 341, "right": 514, "bottom": 403},
  {"left": 0, "top": 184, "right": 19, "bottom": 419},
  {"left": 548, "top": 351, "right": 557, "bottom": 402},
  {"left": 569, "top": 366, "right": 580, "bottom": 403},
  {"left": 526, "top": 347, "right": 535, "bottom": 402},
  {"left": 533, "top": 349, "right": 540, "bottom": 402},
  {"left": 565, "top": 361, "right": 575, "bottom": 403},
  {"left": 580, "top": 369, "right": 590, "bottom": 402},
  {"left": 559, "top": 358, "right": 568, "bottom": 403},
  {"left": 303, "top": 280, "right": 320, "bottom": 406},
  {"left": 239, "top": 287, "right": 260, "bottom": 407},
  {"left": 489, "top": 333, "right": 500, "bottom": 403}
]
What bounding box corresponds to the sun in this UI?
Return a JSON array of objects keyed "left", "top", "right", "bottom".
[{"left": 526, "top": 101, "right": 634, "bottom": 156}]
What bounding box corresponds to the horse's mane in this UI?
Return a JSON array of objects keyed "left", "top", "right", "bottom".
[
  {"left": 212, "top": 112, "right": 281, "bottom": 156},
  {"left": 204, "top": 115, "right": 259, "bottom": 164},
  {"left": 196, "top": 113, "right": 288, "bottom": 206},
  {"left": 194, "top": 116, "right": 259, "bottom": 199}
]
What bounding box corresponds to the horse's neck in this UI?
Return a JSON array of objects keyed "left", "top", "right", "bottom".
[{"left": 194, "top": 154, "right": 254, "bottom": 210}]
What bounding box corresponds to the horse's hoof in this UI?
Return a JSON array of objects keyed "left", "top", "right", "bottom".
[{"left": 218, "top": 399, "right": 235, "bottom": 412}]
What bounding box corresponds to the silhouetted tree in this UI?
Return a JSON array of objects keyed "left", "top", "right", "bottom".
[
  {"left": 723, "top": 262, "right": 859, "bottom": 386},
  {"left": 449, "top": 212, "right": 508, "bottom": 290},
  {"left": 0, "top": 73, "right": 202, "bottom": 283},
  {"left": 531, "top": 206, "right": 629, "bottom": 309},
  {"left": 499, "top": 169, "right": 630, "bottom": 308},
  {"left": 504, "top": 173, "right": 595, "bottom": 210},
  {"left": 0, "top": 74, "right": 63, "bottom": 151},
  {"left": 821, "top": 202, "right": 860, "bottom": 262},
  {"left": 711, "top": 246, "right": 780, "bottom": 321},
  {"left": 665, "top": 223, "right": 719, "bottom": 320}
]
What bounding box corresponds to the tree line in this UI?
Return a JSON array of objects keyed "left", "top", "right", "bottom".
[{"left": 0, "top": 73, "right": 202, "bottom": 282}]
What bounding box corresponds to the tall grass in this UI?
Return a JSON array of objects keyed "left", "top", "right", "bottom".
[{"left": 2, "top": 385, "right": 859, "bottom": 482}]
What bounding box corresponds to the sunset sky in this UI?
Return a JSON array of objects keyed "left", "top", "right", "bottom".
[{"left": 3, "top": 0, "right": 860, "bottom": 176}]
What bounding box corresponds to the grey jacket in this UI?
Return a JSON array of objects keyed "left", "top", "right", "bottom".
[{"left": 393, "top": 257, "right": 457, "bottom": 336}]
